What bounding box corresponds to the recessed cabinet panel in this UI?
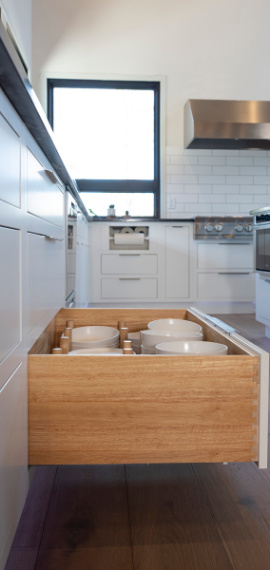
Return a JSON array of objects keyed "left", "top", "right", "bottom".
[
  {"left": 0, "top": 227, "right": 21, "bottom": 363},
  {"left": 165, "top": 226, "right": 189, "bottom": 298},
  {"left": 101, "top": 278, "right": 158, "bottom": 299},
  {"left": 256, "top": 275, "right": 270, "bottom": 323},
  {"left": 197, "top": 272, "right": 255, "bottom": 300},
  {"left": 101, "top": 254, "right": 158, "bottom": 275},
  {"left": 197, "top": 243, "right": 253, "bottom": 270},
  {"left": 0, "top": 113, "right": 21, "bottom": 208},
  {"left": 27, "top": 232, "right": 65, "bottom": 332},
  {"left": 0, "top": 363, "right": 28, "bottom": 552},
  {"left": 27, "top": 149, "right": 64, "bottom": 227}
]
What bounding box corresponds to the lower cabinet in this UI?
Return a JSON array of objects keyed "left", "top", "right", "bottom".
[
  {"left": 197, "top": 272, "right": 255, "bottom": 300},
  {"left": 165, "top": 225, "right": 189, "bottom": 299},
  {"left": 256, "top": 273, "right": 270, "bottom": 326},
  {"left": 101, "top": 277, "right": 158, "bottom": 299},
  {"left": 0, "top": 363, "right": 28, "bottom": 569},
  {"left": 27, "top": 230, "right": 65, "bottom": 333}
]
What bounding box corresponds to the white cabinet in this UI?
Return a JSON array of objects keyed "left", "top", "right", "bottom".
[
  {"left": 195, "top": 241, "right": 255, "bottom": 305},
  {"left": 0, "top": 227, "right": 21, "bottom": 372},
  {"left": 0, "top": 112, "right": 21, "bottom": 208},
  {"left": 256, "top": 274, "right": 270, "bottom": 326},
  {"left": 89, "top": 221, "right": 192, "bottom": 304},
  {"left": 75, "top": 209, "right": 89, "bottom": 306},
  {"left": 27, "top": 148, "right": 64, "bottom": 227},
  {"left": 165, "top": 225, "right": 189, "bottom": 299},
  {"left": 27, "top": 231, "right": 65, "bottom": 332}
]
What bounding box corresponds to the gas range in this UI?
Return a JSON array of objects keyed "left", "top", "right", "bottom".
[{"left": 194, "top": 216, "right": 253, "bottom": 240}]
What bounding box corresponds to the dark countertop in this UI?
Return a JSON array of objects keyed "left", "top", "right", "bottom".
[
  {"left": 90, "top": 217, "right": 195, "bottom": 223},
  {"left": 0, "top": 18, "right": 90, "bottom": 220}
]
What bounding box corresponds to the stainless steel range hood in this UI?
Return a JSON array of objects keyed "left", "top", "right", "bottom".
[{"left": 184, "top": 99, "right": 270, "bottom": 150}]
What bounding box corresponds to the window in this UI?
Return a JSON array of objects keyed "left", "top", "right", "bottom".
[{"left": 47, "top": 79, "right": 160, "bottom": 217}]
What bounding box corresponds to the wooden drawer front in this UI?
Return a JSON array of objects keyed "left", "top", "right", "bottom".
[
  {"left": 101, "top": 278, "right": 158, "bottom": 299},
  {"left": 197, "top": 243, "right": 253, "bottom": 270},
  {"left": 27, "top": 232, "right": 65, "bottom": 332},
  {"left": 27, "top": 149, "right": 64, "bottom": 227},
  {"left": 0, "top": 113, "right": 20, "bottom": 208},
  {"left": 197, "top": 272, "right": 255, "bottom": 300},
  {"left": 101, "top": 253, "right": 158, "bottom": 275},
  {"left": 0, "top": 227, "right": 21, "bottom": 366}
]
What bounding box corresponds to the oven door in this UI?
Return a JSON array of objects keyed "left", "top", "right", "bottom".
[{"left": 255, "top": 227, "right": 270, "bottom": 272}]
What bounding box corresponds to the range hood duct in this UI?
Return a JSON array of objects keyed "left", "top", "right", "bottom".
[{"left": 184, "top": 99, "right": 270, "bottom": 150}]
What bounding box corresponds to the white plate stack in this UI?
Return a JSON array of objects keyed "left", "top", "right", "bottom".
[{"left": 71, "top": 326, "right": 120, "bottom": 351}]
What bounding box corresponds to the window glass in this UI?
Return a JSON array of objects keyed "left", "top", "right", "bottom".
[{"left": 80, "top": 192, "right": 154, "bottom": 218}]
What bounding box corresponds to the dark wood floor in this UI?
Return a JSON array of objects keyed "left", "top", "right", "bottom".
[{"left": 5, "top": 314, "right": 270, "bottom": 570}]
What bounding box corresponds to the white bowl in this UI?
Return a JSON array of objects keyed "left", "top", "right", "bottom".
[
  {"left": 71, "top": 326, "right": 119, "bottom": 349},
  {"left": 68, "top": 347, "right": 131, "bottom": 355},
  {"left": 128, "top": 331, "right": 141, "bottom": 345},
  {"left": 141, "top": 329, "right": 203, "bottom": 348},
  {"left": 141, "top": 344, "right": 156, "bottom": 354},
  {"left": 147, "top": 318, "right": 202, "bottom": 334},
  {"left": 155, "top": 340, "right": 228, "bottom": 355}
]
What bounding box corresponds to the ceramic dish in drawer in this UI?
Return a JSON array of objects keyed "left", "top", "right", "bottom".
[
  {"left": 71, "top": 326, "right": 119, "bottom": 349},
  {"left": 68, "top": 347, "right": 133, "bottom": 355},
  {"left": 147, "top": 318, "right": 202, "bottom": 334},
  {"left": 141, "top": 329, "right": 203, "bottom": 348},
  {"left": 155, "top": 340, "right": 228, "bottom": 355}
]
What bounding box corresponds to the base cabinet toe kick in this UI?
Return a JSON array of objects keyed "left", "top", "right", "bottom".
[{"left": 28, "top": 307, "right": 269, "bottom": 469}]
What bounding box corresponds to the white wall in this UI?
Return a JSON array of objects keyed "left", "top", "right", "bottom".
[
  {"left": 1, "top": 0, "right": 32, "bottom": 75},
  {"left": 32, "top": 0, "right": 270, "bottom": 216}
]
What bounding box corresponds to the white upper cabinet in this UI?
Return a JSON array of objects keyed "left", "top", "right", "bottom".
[{"left": 0, "top": 113, "right": 21, "bottom": 208}]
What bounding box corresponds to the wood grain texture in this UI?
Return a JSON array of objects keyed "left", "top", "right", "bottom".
[
  {"left": 193, "top": 462, "right": 270, "bottom": 569},
  {"left": 126, "top": 463, "right": 234, "bottom": 570},
  {"left": 34, "top": 465, "right": 133, "bottom": 570},
  {"left": 28, "top": 316, "right": 57, "bottom": 355},
  {"left": 28, "top": 353, "right": 259, "bottom": 465}
]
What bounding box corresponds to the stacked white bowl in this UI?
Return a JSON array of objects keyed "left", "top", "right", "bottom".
[
  {"left": 71, "top": 326, "right": 119, "bottom": 351},
  {"left": 68, "top": 347, "right": 130, "bottom": 355},
  {"left": 156, "top": 340, "right": 228, "bottom": 355},
  {"left": 140, "top": 318, "right": 203, "bottom": 354}
]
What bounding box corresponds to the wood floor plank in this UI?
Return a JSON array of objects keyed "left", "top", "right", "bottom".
[
  {"left": 193, "top": 462, "right": 270, "bottom": 569},
  {"left": 12, "top": 466, "right": 57, "bottom": 548},
  {"left": 126, "top": 463, "right": 233, "bottom": 570},
  {"left": 34, "top": 546, "right": 133, "bottom": 570},
  {"left": 37, "top": 465, "right": 133, "bottom": 568}
]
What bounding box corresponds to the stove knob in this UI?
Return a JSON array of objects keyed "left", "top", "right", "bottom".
[
  {"left": 235, "top": 223, "right": 244, "bottom": 232},
  {"left": 244, "top": 224, "right": 253, "bottom": 233},
  {"left": 205, "top": 224, "right": 214, "bottom": 233},
  {"left": 214, "top": 223, "right": 223, "bottom": 232}
]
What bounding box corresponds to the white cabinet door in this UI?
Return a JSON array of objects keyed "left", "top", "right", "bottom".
[
  {"left": 27, "top": 231, "right": 65, "bottom": 332},
  {"left": 165, "top": 225, "right": 189, "bottom": 299},
  {"left": 0, "top": 112, "right": 21, "bottom": 208},
  {"left": 197, "top": 242, "right": 253, "bottom": 270},
  {"left": 256, "top": 274, "right": 270, "bottom": 324},
  {"left": 0, "top": 363, "right": 28, "bottom": 566},
  {"left": 197, "top": 272, "right": 255, "bottom": 300},
  {"left": 101, "top": 253, "right": 158, "bottom": 275},
  {"left": 27, "top": 149, "right": 64, "bottom": 227},
  {"left": 0, "top": 227, "right": 21, "bottom": 373},
  {"left": 101, "top": 278, "right": 158, "bottom": 299}
]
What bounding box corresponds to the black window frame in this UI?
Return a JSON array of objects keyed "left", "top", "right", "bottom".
[{"left": 47, "top": 78, "right": 161, "bottom": 218}]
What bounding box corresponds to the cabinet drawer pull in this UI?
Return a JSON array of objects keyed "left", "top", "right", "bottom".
[
  {"left": 119, "top": 278, "right": 141, "bottom": 281},
  {"left": 218, "top": 242, "right": 250, "bottom": 245},
  {"left": 218, "top": 272, "right": 250, "bottom": 275},
  {"left": 119, "top": 254, "right": 141, "bottom": 256},
  {"left": 172, "top": 226, "right": 184, "bottom": 228},
  {"left": 45, "top": 235, "right": 63, "bottom": 242},
  {"left": 44, "top": 169, "right": 59, "bottom": 184}
]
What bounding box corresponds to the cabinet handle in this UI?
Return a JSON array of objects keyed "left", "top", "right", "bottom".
[
  {"left": 44, "top": 169, "right": 59, "bottom": 184},
  {"left": 172, "top": 225, "right": 184, "bottom": 228},
  {"left": 119, "top": 254, "right": 141, "bottom": 256},
  {"left": 218, "top": 272, "right": 250, "bottom": 275},
  {"left": 119, "top": 278, "right": 141, "bottom": 280},
  {"left": 218, "top": 242, "right": 250, "bottom": 245},
  {"left": 45, "top": 235, "right": 63, "bottom": 242}
]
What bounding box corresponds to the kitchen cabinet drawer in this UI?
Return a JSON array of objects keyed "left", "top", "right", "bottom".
[
  {"left": 0, "top": 226, "right": 21, "bottom": 368},
  {"left": 28, "top": 307, "right": 269, "bottom": 469},
  {"left": 27, "top": 149, "right": 64, "bottom": 227},
  {"left": 101, "top": 277, "right": 158, "bottom": 299},
  {"left": 0, "top": 112, "right": 21, "bottom": 208},
  {"left": 197, "top": 272, "right": 255, "bottom": 300},
  {"left": 101, "top": 253, "right": 158, "bottom": 275},
  {"left": 197, "top": 242, "right": 253, "bottom": 270},
  {"left": 27, "top": 231, "right": 65, "bottom": 332}
]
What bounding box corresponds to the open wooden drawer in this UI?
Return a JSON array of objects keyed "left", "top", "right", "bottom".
[{"left": 28, "top": 307, "right": 269, "bottom": 468}]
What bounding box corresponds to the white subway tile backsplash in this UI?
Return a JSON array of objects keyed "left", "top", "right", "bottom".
[{"left": 165, "top": 147, "right": 270, "bottom": 217}]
